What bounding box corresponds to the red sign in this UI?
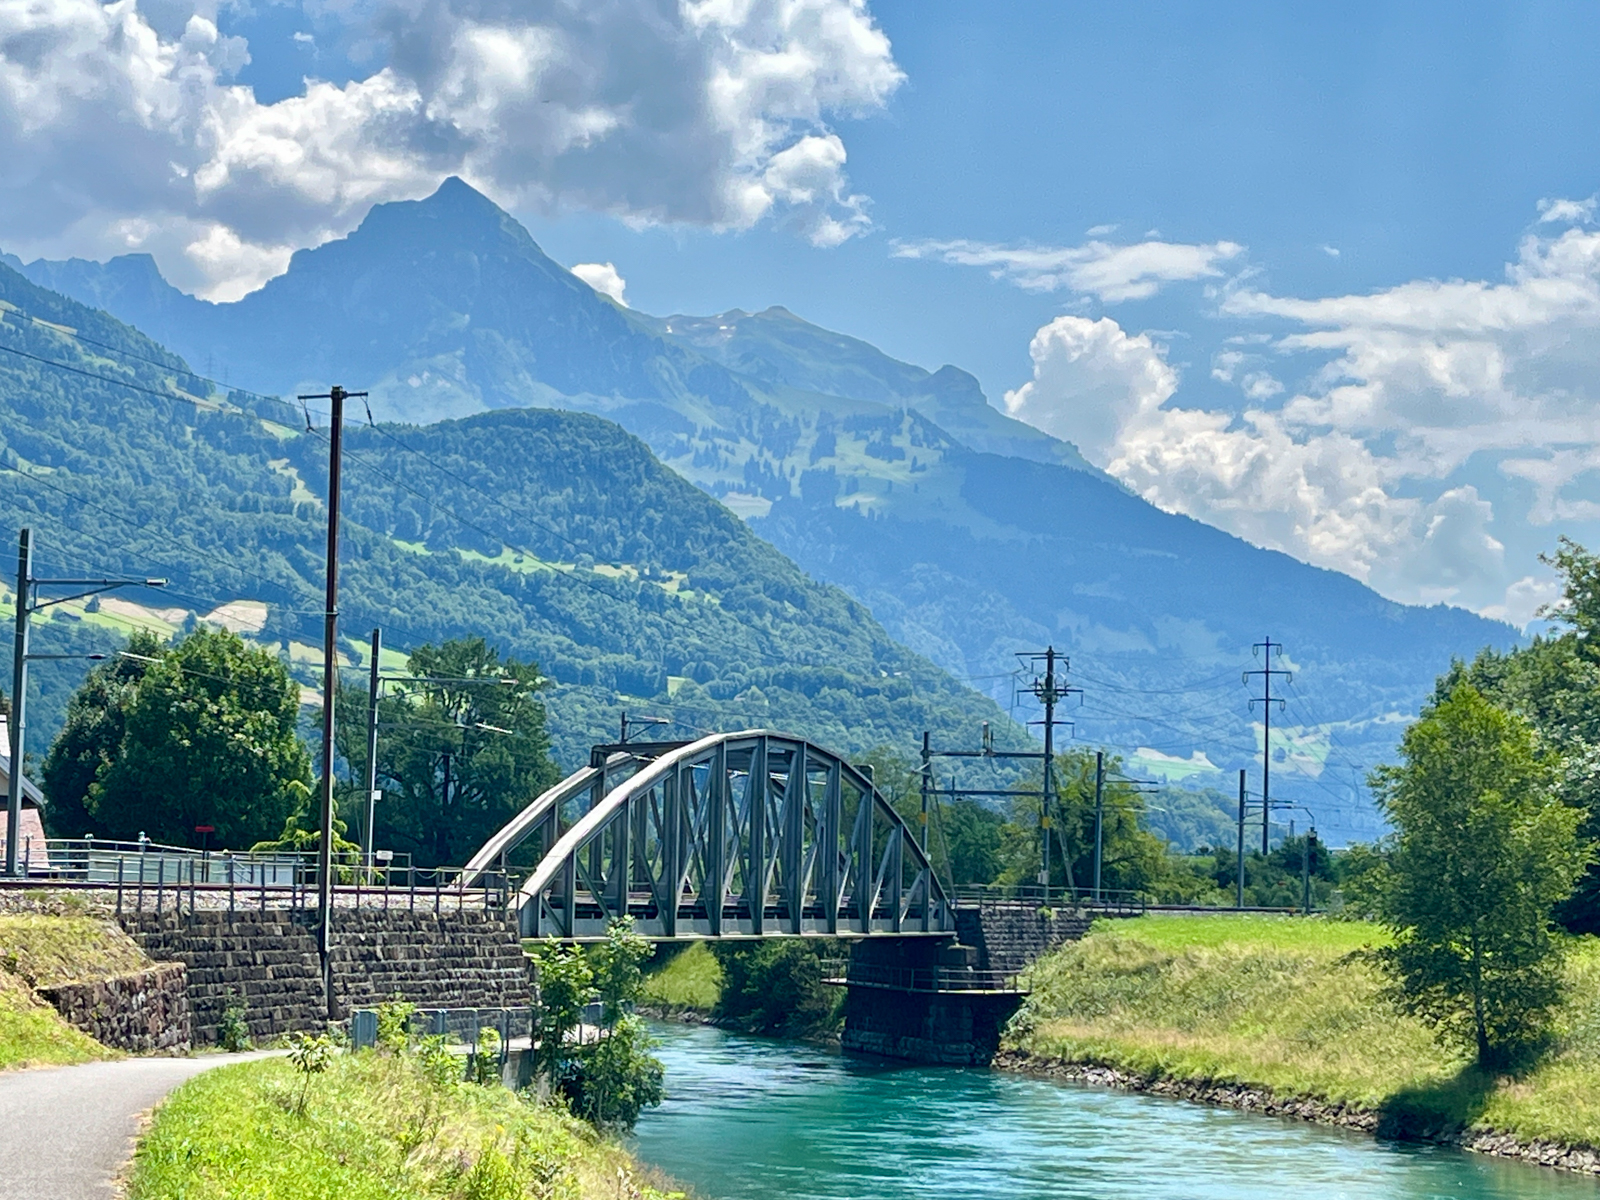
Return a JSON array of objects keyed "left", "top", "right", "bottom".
[{"left": 194, "top": 825, "right": 215, "bottom": 834}]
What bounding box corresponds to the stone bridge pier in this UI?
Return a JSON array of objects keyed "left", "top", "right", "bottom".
[{"left": 839, "top": 900, "right": 1094, "bottom": 1066}]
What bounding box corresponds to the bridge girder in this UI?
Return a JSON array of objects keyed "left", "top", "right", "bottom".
[{"left": 467, "top": 729, "right": 955, "bottom": 941}]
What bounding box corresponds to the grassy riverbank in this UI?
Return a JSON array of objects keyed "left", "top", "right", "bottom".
[
  {"left": 128, "top": 1051, "right": 684, "bottom": 1200},
  {"left": 641, "top": 943, "right": 722, "bottom": 1016},
  {"left": 0, "top": 910, "right": 142, "bottom": 1069},
  {"left": 1010, "top": 914, "right": 1600, "bottom": 1148}
]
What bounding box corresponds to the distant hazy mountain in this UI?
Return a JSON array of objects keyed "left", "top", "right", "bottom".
[{"left": 15, "top": 178, "right": 1522, "bottom": 843}]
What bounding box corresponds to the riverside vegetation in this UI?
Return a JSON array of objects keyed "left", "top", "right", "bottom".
[
  {"left": 126, "top": 1043, "right": 683, "bottom": 1200},
  {"left": 1009, "top": 914, "right": 1600, "bottom": 1152}
]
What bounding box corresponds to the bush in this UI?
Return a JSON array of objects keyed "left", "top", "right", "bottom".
[
  {"left": 710, "top": 940, "right": 843, "bottom": 1037},
  {"left": 560, "top": 1016, "right": 665, "bottom": 1131},
  {"left": 217, "top": 991, "right": 251, "bottom": 1053}
]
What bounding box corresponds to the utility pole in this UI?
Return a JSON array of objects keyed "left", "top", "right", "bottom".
[
  {"left": 1021, "top": 647, "right": 1079, "bottom": 889},
  {"left": 299, "top": 383, "right": 365, "bottom": 1021},
  {"left": 1244, "top": 637, "right": 1291, "bottom": 855},
  {"left": 1091, "top": 751, "right": 1105, "bottom": 901},
  {"left": 1303, "top": 827, "right": 1315, "bottom": 912},
  {"left": 1235, "top": 769, "right": 1246, "bottom": 909},
  {"left": 7, "top": 528, "right": 31, "bottom": 880},
  {"left": 6, "top": 528, "right": 165, "bottom": 876},
  {"left": 364, "top": 627, "right": 381, "bottom": 879},
  {"left": 920, "top": 730, "right": 932, "bottom": 853}
]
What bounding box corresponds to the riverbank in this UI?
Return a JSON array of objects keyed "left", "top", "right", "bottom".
[
  {"left": 126, "top": 1051, "right": 685, "bottom": 1199},
  {"left": 1002, "top": 914, "right": 1600, "bottom": 1173}
]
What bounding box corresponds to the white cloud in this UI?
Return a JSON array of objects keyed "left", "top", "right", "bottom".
[
  {"left": 1320, "top": 244, "right": 1340, "bottom": 257},
  {"left": 994, "top": 213, "right": 1600, "bottom": 618},
  {"left": 1001, "top": 316, "right": 1175, "bottom": 459},
  {"left": 1004, "top": 313, "right": 1509, "bottom": 610},
  {"left": 1538, "top": 196, "right": 1595, "bottom": 224},
  {"left": 0, "top": 0, "right": 902, "bottom": 297},
  {"left": 1481, "top": 574, "right": 1563, "bottom": 627},
  {"left": 893, "top": 235, "right": 1243, "bottom": 302},
  {"left": 571, "top": 260, "right": 627, "bottom": 305}
]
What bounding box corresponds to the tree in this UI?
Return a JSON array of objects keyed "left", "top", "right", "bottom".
[
  {"left": 86, "top": 628, "right": 312, "bottom": 847},
  {"left": 532, "top": 918, "right": 663, "bottom": 1130},
  {"left": 41, "top": 630, "right": 163, "bottom": 837},
  {"left": 1433, "top": 538, "right": 1600, "bottom": 932},
  {"left": 1370, "top": 683, "right": 1590, "bottom": 1067},
  {"left": 342, "top": 638, "right": 558, "bottom": 868}
]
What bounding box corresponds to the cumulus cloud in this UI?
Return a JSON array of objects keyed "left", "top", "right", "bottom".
[
  {"left": 893, "top": 235, "right": 1243, "bottom": 302},
  {"left": 1004, "top": 314, "right": 1509, "bottom": 610},
  {"left": 996, "top": 212, "right": 1600, "bottom": 617},
  {"left": 0, "top": 0, "right": 902, "bottom": 297},
  {"left": 570, "top": 260, "right": 627, "bottom": 305}
]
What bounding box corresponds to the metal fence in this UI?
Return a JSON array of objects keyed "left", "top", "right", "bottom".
[
  {"left": 819, "top": 957, "right": 1026, "bottom": 994},
  {"left": 952, "top": 883, "right": 1148, "bottom": 916},
  {"left": 9, "top": 852, "right": 517, "bottom": 919},
  {"left": 25, "top": 838, "right": 428, "bottom": 886}
]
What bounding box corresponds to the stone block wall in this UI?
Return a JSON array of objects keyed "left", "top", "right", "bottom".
[
  {"left": 120, "top": 911, "right": 325, "bottom": 1044},
  {"left": 954, "top": 902, "right": 1092, "bottom": 975},
  {"left": 842, "top": 983, "right": 1021, "bottom": 1066},
  {"left": 120, "top": 909, "right": 532, "bottom": 1044},
  {"left": 37, "top": 962, "right": 191, "bottom": 1053},
  {"left": 330, "top": 909, "right": 532, "bottom": 1013}
]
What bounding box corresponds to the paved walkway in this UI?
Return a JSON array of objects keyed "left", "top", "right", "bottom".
[{"left": 0, "top": 1054, "right": 267, "bottom": 1199}]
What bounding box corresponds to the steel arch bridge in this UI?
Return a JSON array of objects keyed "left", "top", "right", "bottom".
[{"left": 461, "top": 730, "right": 956, "bottom": 941}]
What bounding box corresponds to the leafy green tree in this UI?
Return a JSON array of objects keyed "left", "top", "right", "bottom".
[
  {"left": 343, "top": 638, "right": 558, "bottom": 868},
  {"left": 49, "top": 628, "right": 311, "bottom": 847},
  {"left": 532, "top": 920, "right": 664, "bottom": 1130},
  {"left": 41, "top": 630, "right": 164, "bottom": 837},
  {"left": 1370, "top": 683, "right": 1591, "bottom": 1067},
  {"left": 592, "top": 916, "right": 653, "bottom": 1026},
  {"left": 530, "top": 942, "right": 593, "bottom": 1081},
  {"left": 563, "top": 1015, "right": 664, "bottom": 1130},
  {"left": 248, "top": 778, "right": 363, "bottom": 866},
  {"left": 1434, "top": 538, "right": 1600, "bottom": 931}
]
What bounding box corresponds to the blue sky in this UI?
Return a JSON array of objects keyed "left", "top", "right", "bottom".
[{"left": 4, "top": 1, "right": 1600, "bottom": 623}]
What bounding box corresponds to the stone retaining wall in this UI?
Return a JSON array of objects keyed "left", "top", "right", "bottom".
[
  {"left": 120, "top": 909, "right": 532, "bottom": 1044},
  {"left": 954, "top": 902, "right": 1092, "bottom": 974},
  {"left": 37, "top": 962, "right": 191, "bottom": 1053}
]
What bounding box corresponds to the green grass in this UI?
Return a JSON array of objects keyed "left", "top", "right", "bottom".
[
  {"left": 1013, "top": 913, "right": 1600, "bottom": 1147},
  {"left": 128, "top": 1052, "right": 685, "bottom": 1200},
  {"left": 0, "top": 913, "right": 154, "bottom": 986},
  {"left": 0, "top": 911, "right": 145, "bottom": 1070},
  {"left": 0, "top": 969, "right": 109, "bottom": 1070},
  {"left": 640, "top": 942, "right": 722, "bottom": 1014}
]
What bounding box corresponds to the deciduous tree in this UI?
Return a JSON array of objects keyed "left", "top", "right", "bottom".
[{"left": 1371, "top": 683, "right": 1590, "bottom": 1067}]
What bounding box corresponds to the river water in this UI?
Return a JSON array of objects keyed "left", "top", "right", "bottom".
[{"left": 631, "top": 1023, "right": 1600, "bottom": 1200}]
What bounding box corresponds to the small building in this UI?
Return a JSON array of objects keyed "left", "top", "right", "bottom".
[{"left": 0, "top": 715, "right": 51, "bottom": 873}]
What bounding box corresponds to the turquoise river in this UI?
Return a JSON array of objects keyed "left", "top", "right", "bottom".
[{"left": 631, "top": 1023, "right": 1600, "bottom": 1200}]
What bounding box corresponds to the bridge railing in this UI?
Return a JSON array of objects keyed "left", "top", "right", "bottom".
[
  {"left": 820, "top": 957, "right": 1027, "bottom": 994},
  {"left": 952, "top": 884, "right": 1147, "bottom": 916}
]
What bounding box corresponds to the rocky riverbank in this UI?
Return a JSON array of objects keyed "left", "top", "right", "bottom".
[{"left": 994, "top": 1050, "right": 1600, "bottom": 1176}]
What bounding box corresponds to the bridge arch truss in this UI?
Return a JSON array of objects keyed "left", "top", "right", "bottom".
[{"left": 464, "top": 730, "right": 955, "bottom": 941}]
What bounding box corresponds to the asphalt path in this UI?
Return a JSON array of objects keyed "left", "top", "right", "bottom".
[{"left": 0, "top": 1053, "right": 267, "bottom": 1199}]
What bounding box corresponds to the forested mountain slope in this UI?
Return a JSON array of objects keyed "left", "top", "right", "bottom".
[
  {"left": 0, "top": 260, "right": 1020, "bottom": 773},
  {"left": 12, "top": 179, "right": 1521, "bottom": 842}
]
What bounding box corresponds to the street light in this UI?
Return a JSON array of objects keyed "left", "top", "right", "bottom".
[{"left": 6, "top": 526, "right": 167, "bottom": 876}]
